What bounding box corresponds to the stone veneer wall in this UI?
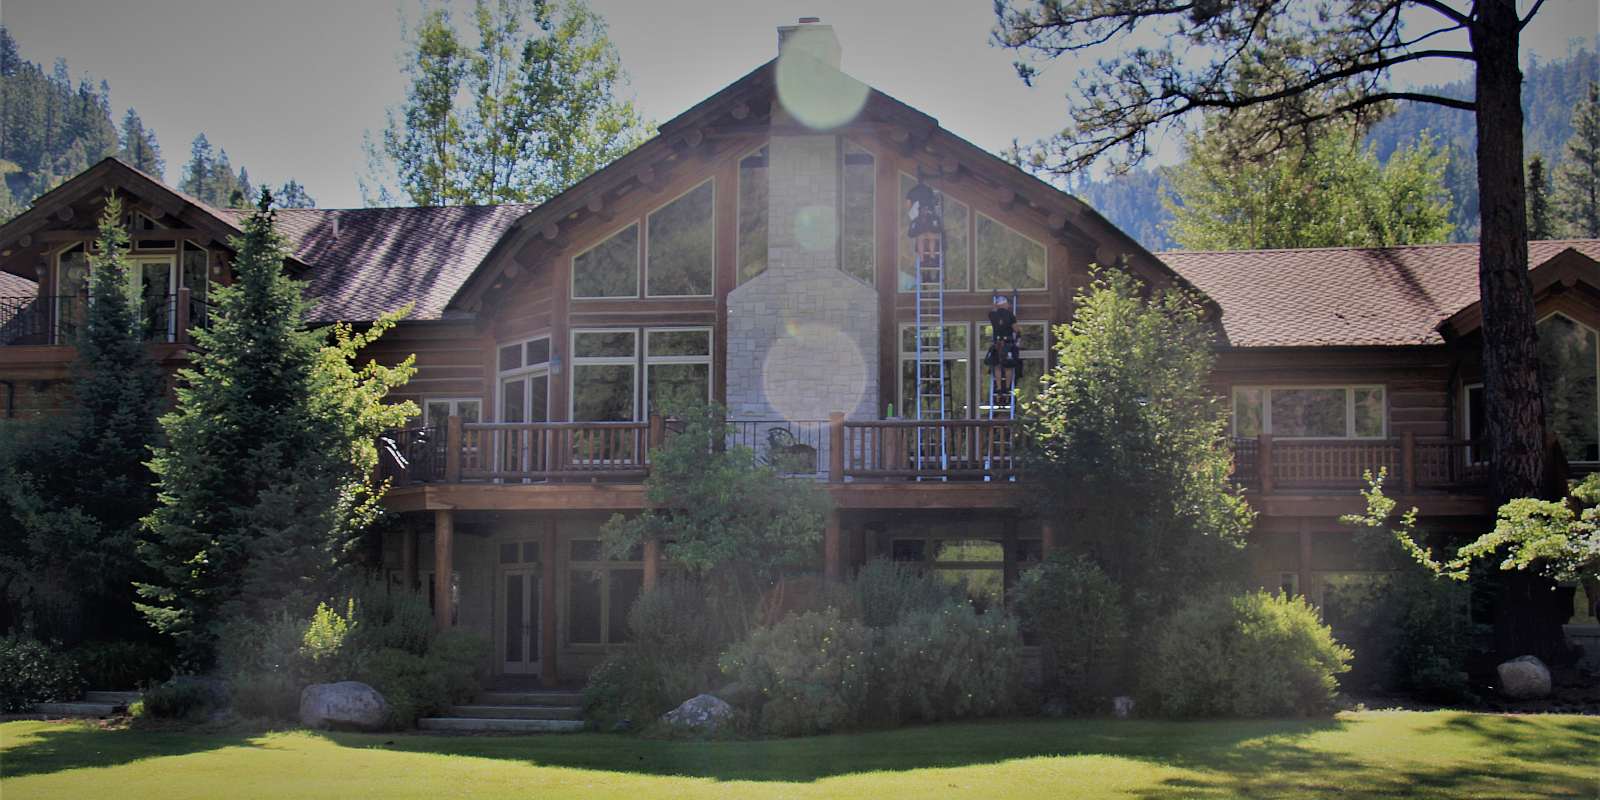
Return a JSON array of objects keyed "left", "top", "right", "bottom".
[{"left": 725, "top": 132, "right": 879, "bottom": 436}]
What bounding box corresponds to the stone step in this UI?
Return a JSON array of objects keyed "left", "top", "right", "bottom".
[
  {"left": 32, "top": 702, "right": 117, "bottom": 718},
  {"left": 417, "top": 717, "right": 584, "bottom": 734},
  {"left": 446, "top": 704, "right": 583, "bottom": 721},
  {"left": 475, "top": 690, "right": 583, "bottom": 707},
  {"left": 84, "top": 691, "right": 141, "bottom": 705}
]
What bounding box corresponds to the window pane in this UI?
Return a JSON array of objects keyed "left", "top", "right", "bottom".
[
  {"left": 501, "top": 379, "right": 526, "bottom": 423},
  {"left": 573, "top": 224, "right": 639, "bottom": 298},
  {"left": 648, "top": 363, "right": 709, "bottom": 415},
  {"left": 458, "top": 400, "right": 481, "bottom": 424},
  {"left": 902, "top": 359, "right": 970, "bottom": 418},
  {"left": 1467, "top": 385, "right": 1486, "bottom": 463},
  {"left": 898, "top": 174, "right": 969, "bottom": 291},
  {"left": 522, "top": 541, "right": 540, "bottom": 563},
  {"left": 891, "top": 540, "right": 926, "bottom": 561},
  {"left": 841, "top": 144, "right": 875, "bottom": 285},
  {"left": 527, "top": 374, "right": 549, "bottom": 423},
  {"left": 934, "top": 539, "right": 1004, "bottom": 563},
  {"left": 1538, "top": 315, "right": 1600, "bottom": 461},
  {"left": 608, "top": 569, "right": 644, "bottom": 643},
  {"left": 647, "top": 329, "right": 710, "bottom": 357},
  {"left": 525, "top": 339, "right": 550, "bottom": 365},
  {"left": 182, "top": 242, "right": 207, "bottom": 302},
  {"left": 738, "top": 147, "right": 768, "bottom": 285},
  {"left": 571, "top": 540, "right": 602, "bottom": 561},
  {"left": 425, "top": 401, "right": 451, "bottom": 427},
  {"left": 567, "top": 571, "right": 602, "bottom": 644},
  {"left": 574, "top": 330, "right": 635, "bottom": 358},
  {"left": 499, "top": 344, "right": 522, "bottom": 372},
  {"left": 1353, "top": 388, "right": 1385, "bottom": 437},
  {"left": 499, "top": 542, "right": 519, "bottom": 564},
  {"left": 1233, "top": 388, "right": 1264, "bottom": 437},
  {"left": 975, "top": 214, "right": 1047, "bottom": 290},
  {"left": 647, "top": 181, "right": 714, "bottom": 296},
  {"left": 1270, "top": 388, "right": 1347, "bottom": 437},
  {"left": 572, "top": 364, "right": 635, "bottom": 421},
  {"left": 1016, "top": 539, "right": 1043, "bottom": 565},
  {"left": 505, "top": 573, "right": 523, "bottom": 661}
]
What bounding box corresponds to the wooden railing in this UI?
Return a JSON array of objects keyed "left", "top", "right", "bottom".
[
  {"left": 378, "top": 416, "right": 1486, "bottom": 493},
  {"left": 1232, "top": 434, "right": 1485, "bottom": 493}
]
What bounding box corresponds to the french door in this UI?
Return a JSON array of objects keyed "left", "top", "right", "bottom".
[{"left": 499, "top": 566, "right": 541, "bottom": 675}]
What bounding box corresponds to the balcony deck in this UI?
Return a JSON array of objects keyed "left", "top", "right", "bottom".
[{"left": 377, "top": 417, "right": 1493, "bottom": 517}]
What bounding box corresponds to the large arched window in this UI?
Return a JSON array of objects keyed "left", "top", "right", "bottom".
[{"left": 1537, "top": 313, "right": 1600, "bottom": 462}]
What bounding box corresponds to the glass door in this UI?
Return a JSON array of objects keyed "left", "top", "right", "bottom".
[
  {"left": 134, "top": 256, "right": 176, "bottom": 341},
  {"left": 497, "top": 539, "right": 542, "bottom": 675},
  {"left": 499, "top": 371, "right": 549, "bottom": 475}
]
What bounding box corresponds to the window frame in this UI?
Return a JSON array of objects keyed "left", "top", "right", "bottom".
[
  {"left": 568, "top": 328, "right": 639, "bottom": 422},
  {"left": 496, "top": 335, "right": 551, "bottom": 424},
  {"left": 1231, "top": 384, "right": 1389, "bottom": 440},
  {"left": 644, "top": 178, "right": 717, "bottom": 299},
  {"left": 570, "top": 222, "right": 642, "bottom": 300},
  {"left": 564, "top": 538, "right": 644, "bottom": 648},
  {"left": 839, "top": 140, "right": 877, "bottom": 287},
  {"left": 1535, "top": 311, "right": 1600, "bottom": 464},
  {"left": 735, "top": 143, "right": 770, "bottom": 286},
  {"left": 898, "top": 321, "right": 974, "bottom": 419},
  {"left": 422, "top": 397, "right": 483, "bottom": 427},
  {"left": 1461, "top": 382, "right": 1487, "bottom": 465},
  {"left": 897, "top": 171, "right": 972, "bottom": 292},
  {"left": 643, "top": 326, "right": 714, "bottom": 417},
  {"left": 974, "top": 211, "right": 1049, "bottom": 292}
]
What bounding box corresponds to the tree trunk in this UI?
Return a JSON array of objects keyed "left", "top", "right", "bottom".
[{"left": 1472, "top": 0, "right": 1567, "bottom": 663}]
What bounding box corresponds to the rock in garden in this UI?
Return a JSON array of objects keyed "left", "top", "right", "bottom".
[
  {"left": 660, "top": 694, "right": 733, "bottom": 732},
  {"left": 299, "top": 681, "right": 388, "bottom": 731},
  {"left": 1496, "top": 655, "right": 1552, "bottom": 700},
  {"left": 1113, "top": 696, "right": 1135, "bottom": 719}
]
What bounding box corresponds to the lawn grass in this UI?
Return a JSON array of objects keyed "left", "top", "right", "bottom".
[{"left": 1, "top": 710, "right": 1595, "bottom": 799}]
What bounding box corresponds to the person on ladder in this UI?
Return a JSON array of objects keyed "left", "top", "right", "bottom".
[{"left": 985, "top": 294, "right": 1021, "bottom": 400}]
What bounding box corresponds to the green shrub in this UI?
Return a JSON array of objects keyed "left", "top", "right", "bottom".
[
  {"left": 1323, "top": 568, "right": 1472, "bottom": 702},
  {"left": 0, "top": 637, "right": 83, "bottom": 711},
  {"left": 872, "top": 602, "right": 1021, "bottom": 724},
  {"left": 1013, "top": 553, "right": 1127, "bottom": 709},
  {"left": 720, "top": 608, "right": 872, "bottom": 736},
  {"left": 229, "top": 670, "right": 301, "bottom": 721},
  {"left": 360, "top": 630, "right": 490, "bottom": 729},
  {"left": 70, "top": 641, "right": 172, "bottom": 690},
  {"left": 142, "top": 676, "right": 227, "bottom": 720},
  {"left": 1145, "top": 591, "right": 1351, "bottom": 718},
  {"left": 584, "top": 648, "right": 668, "bottom": 731},
  {"left": 850, "top": 559, "right": 964, "bottom": 629}
]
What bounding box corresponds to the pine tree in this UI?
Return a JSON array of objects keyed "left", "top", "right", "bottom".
[
  {"left": 137, "top": 192, "right": 415, "bottom": 665},
  {"left": 274, "top": 180, "right": 316, "bottom": 209},
  {"left": 1527, "top": 155, "right": 1555, "bottom": 239},
  {"left": 118, "top": 109, "right": 163, "bottom": 177},
  {"left": 1556, "top": 82, "right": 1600, "bottom": 238},
  {"left": 179, "top": 133, "right": 213, "bottom": 200},
  {"left": 0, "top": 194, "right": 163, "bottom": 642}
]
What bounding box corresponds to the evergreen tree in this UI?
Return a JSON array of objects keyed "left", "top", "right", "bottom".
[
  {"left": 365, "top": 0, "right": 648, "bottom": 206},
  {"left": 118, "top": 109, "right": 164, "bottom": 177},
  {"left": 1022, "top": 268, "right": 1251, "bottom": 636},
  {"left": 1527, "top": 155, "right": 1555, "bottom": 239},
  {"left": 137, "top": 192, "right": 415, "bottom": 666},
  {"left": 1165, "top": 122, "right": 1453, "bottom": 250},
  {"left": 0, "top": 194, "right": 163, "bottom": 642},
  {"left": 1556, "top": 82, "right": 1600, "bottom": 238},
  {"left": 178, "top": 133, "right": 214, "bottom": 200},
  {"left": 274, "top": 180, "right": 316, "bottom": 209}
]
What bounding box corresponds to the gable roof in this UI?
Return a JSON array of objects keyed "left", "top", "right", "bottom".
[
  {"left": 0, "top": 270, "right": 37, "bottom": 297},
  {"left": 1161, "top": 239, "right": 1600, "bottom": 347},
  {"left": 215, "top": 204, "right": 536, "bottom": 323}
]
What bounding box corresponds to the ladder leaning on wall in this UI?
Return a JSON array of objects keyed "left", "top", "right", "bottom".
[{"left": 908, "top": 179, "right": 947, "bottom": 478}]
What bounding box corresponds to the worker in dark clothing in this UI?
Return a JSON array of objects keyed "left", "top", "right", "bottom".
[
  {"left": 905, "top": 181, "right": 943, "bottom": 238},
  {"left": 985, "top": 295, "right": 1020, "bottom": 396}
]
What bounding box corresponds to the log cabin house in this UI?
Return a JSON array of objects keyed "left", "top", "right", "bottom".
[{"left": 2, "top": 20, "right": 1598, "bottom": 685}]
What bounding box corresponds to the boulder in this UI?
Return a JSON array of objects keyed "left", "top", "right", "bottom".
[
  {"left": 1496, "top": 655, "right": 1552, "bottom": 700},
  {"left": 1112, "top": 696, "right": 1136, "bottom": 719},
  {"left": 299, "top": 681, "right": 388, "bottom": 731},
  {"left": 660, "top": 694, "right": 733, "bottom": 732}
]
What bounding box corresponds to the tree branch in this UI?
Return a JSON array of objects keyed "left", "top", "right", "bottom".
[
  {"left": 1520, "top": 0, "right": 1549, "bottom": 30},
  {"left": 1412, "top": 0, "right": 1473, "bottom": 27}
]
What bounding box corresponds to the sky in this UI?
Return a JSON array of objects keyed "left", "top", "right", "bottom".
[{"left": 3, "top": 0, "right": 1596, "bottom": 209}]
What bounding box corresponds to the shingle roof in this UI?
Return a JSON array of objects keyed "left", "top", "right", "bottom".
[
  {"left": 1160, "top": 240, "right": 1600, "bottom": 348},
  {"left": 0, "top": 270, "right": 37, "bottom": 297},
  {"left": 217, "top": 204, "right": 537, "bottom": 323}
]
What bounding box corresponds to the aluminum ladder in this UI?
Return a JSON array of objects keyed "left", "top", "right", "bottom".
[{"left": 913, "top": 233, "right": 947, "bottom": 477}]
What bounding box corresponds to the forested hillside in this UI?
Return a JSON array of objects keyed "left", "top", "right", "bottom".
[
  {"left": 1069, "top": 44, "right": 1599, "bottom": 251},
  {"left": 0, "top": 27, "right": 312, "bottom": 222}
]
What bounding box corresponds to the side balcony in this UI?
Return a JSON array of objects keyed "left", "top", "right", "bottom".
[
  {"left": 0, "top": 288, "right": 210, "bottom": 379},
  {"left": 377, "top": 417, "right": 1492, "bottom": 517}
]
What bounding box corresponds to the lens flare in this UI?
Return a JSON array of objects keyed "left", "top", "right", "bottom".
[
  {"left": 762, "top": 322, "right": 866, "bottom": 420},
  {"left": 775, "top": 53, "right": 868, "bottom": 131},
  {"left": 792, "top": 204, "right": 838, "bottom": 253}
]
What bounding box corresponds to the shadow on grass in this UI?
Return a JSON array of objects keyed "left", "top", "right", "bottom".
[{"left": 0, "top": 722, "right": 263, "bottom": 779}]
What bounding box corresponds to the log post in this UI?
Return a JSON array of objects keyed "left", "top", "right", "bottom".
[
  {"left": 1040, "top": 518, "right": 1058, "bottom": 553},
  {"left": 1401, "top": 432, "right": 1417, "bottom": 494},
  {"left": 823, "top": 510, "right": 842, "bottom": 580},
  {"left": 433, "top": 509, "right": 454, "bottom": 630},
  {"left": 445, "top": 415, "right": 462, "bottom": 483},
  {"left": 402, "top": 525, "right": 419, "bottom": 593},
  {"left": 643, "top": 537, "right": 660, "bottom": 591},
  {"left": 1258, "top": 433, "right": 1275, "bottom": 494},
  {"left": 648, "top": 413, "right": 664, "bottom": 448},
  {"left": 174, "top": 287, "right": 191, "bottom": 345},
  {"left": 1297, "top": 519, "right": 1314, "bottom": 602},
  {"left": 829, "top": 412, "right": 845, "bottom": 483}
]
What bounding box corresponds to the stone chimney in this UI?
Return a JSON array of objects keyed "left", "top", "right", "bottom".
[{"left": 777, "top": 17, "right": 841, "bottom": 69}]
